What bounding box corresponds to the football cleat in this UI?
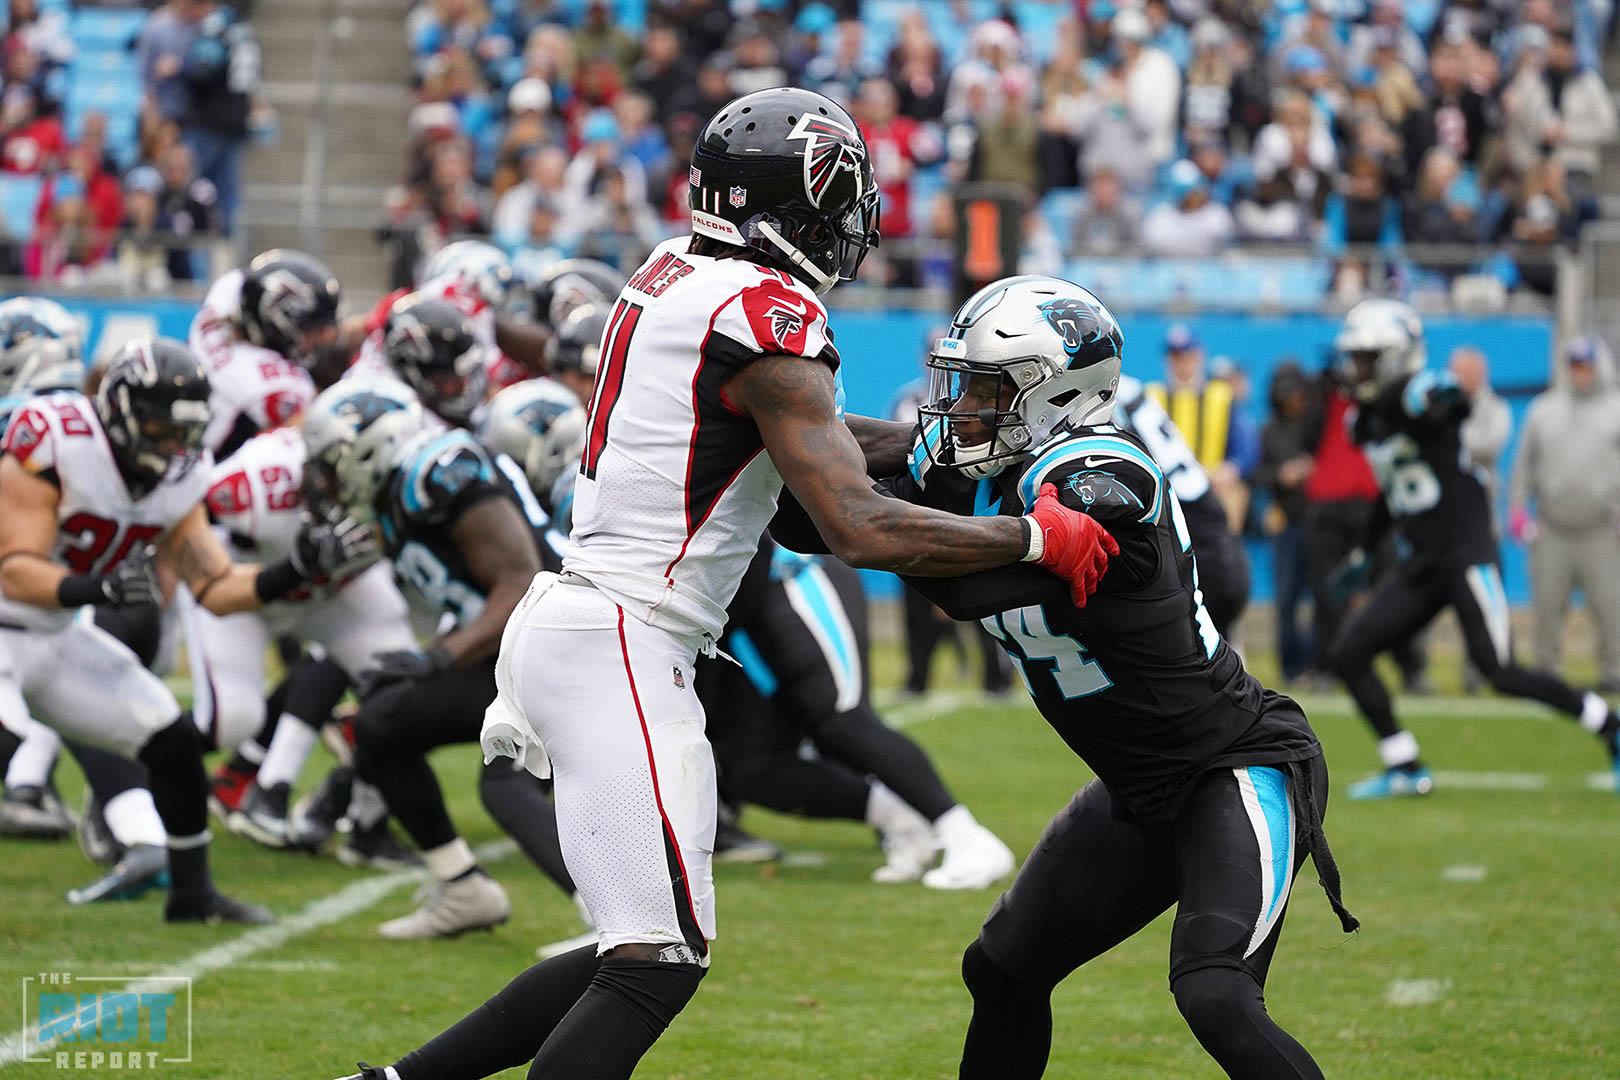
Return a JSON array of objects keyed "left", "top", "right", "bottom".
[
  {"left": 0, "top": 783, "right": 76, "bottom": 839},
  {"left": 209, "top": 763, "right": 256, "bottom": 820},
  {"left": 332, "top": 1063, "right": 388, "bottom": 1080},
  {"left": 77, "top": 792, "right": 121, "bottom": 864},
  {"left": 164, "top": 888, "right": 275, "bottom": 925},
  {"left": 65, "top": 843, "right": 169, "bottom": 905},
  {"left": 871, "top": 804, "right": 940, "bottom": 885},
  {"left": 337, "top": 818, "right": 421, "bottom": 871},
  {"left": 289, "top": 766, "right": 355, "bottom": 852},
  {"left": 230, "top": 782, "right": 292, "bottom": 849},
  {"left": 922, "top": 822, "right": 1016, "bottom": 891},
  {"left": 712, "top": 806, "right": 782, "bottom": 864},
  {"left": 377, "top": 872, "right": 510, "bottom": 939},
  {"left": 1348, "top": 766, "right": 1435, "bottom": 800}
]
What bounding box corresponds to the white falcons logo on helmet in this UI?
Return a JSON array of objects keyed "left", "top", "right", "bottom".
[
  {"left": 258, "top": 269, "right": 317, "bottom": 339},
  {"left": 385, "top": 315, "right": 433, "bottom": 366},
  {"left": 786, "top": 112, "right": 865, "bottom": 209}
]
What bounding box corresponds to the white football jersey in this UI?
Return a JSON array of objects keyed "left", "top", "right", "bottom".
[
  {"left": 0, "top": 392, "right": 212, "bottom": 632},
  {"left": 1113, "top": 374, "right": 1212, "bottom": 505},
  {"left": 204, "top": 425, "right": 306, "bottom": 564},
  {"left": 348, "top": 272, "right": 520, "bottom": 392},
  {"left": 565, "top": 238, "right": 838, "bottom": 641},
  {"left": 190, "top": 270, "right": 317, "bottom": 458}
]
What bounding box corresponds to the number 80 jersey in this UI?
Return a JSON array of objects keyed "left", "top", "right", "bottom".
[{"left": 0, "top": 391, "right": 212, "bottom": 632}]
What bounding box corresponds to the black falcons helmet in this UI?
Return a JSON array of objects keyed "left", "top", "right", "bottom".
[
  {"left": 528, "top": 258, "right": 626, "bottom": 329},
  {"left": 545, "top": 303, "right": 611, "bottom": 377},
  {"left": 382, "top": 294, "right": 488, "bottom": 427},
  {"left": 689, "top": 86, "right": 880, "bottom": 294},
  {"left": 238, "top": 249, "right": 341, "bottom": 362},
  {"left": 95, "top": 336, "right": 211, "bottom": 496}
]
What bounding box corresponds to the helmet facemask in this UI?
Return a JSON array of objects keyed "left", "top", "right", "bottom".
[
  {"left": 919, "top": 341, "right": 1040, "bottom": 480},
  {"left": 106, "top": 385, "right": 209, "bottom": 494}
]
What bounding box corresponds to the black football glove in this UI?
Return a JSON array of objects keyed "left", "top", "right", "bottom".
[
  {"left": 101, "top": 545, "right": 161, "bottom": 607},
  {"left": 356, "top": 645, "right": 453, "bottom": 699},
  {"left": 290, "top": 515, "right": 380, "bottom": 582}
]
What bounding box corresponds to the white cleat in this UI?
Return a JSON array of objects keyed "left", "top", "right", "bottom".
[
  {"left": 922, "top": 822, "right": 1016, "bottom": 891},
  {"left": 377, "top": 872, "right": 510, "bottom": 939},
  {"left": 871, "top": 803, "right": 940, "bottom": 884}
]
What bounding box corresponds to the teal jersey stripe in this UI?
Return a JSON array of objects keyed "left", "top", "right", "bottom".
[{"left": 1018, "top": 435, "right": 1165, "bottom": 524}]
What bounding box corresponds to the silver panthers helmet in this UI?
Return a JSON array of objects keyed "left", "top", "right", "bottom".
[
  {"left": 422, "top": 240, "right": 514, "bottom": 311},
  {"left": 0, "top": 296, "right": 80, "bottom": 392},
  {"left": 1335, "top": 298, "right": 1425, "bottom": 402},
  {"left": 919, "top": 275, "right": 1124, "bottom": 479},
  {"left": 479, "top": 378, "right": 587, "bottom": 499},
  {"left": 301, "top": 377, "right": 424, "bottom": 519}
]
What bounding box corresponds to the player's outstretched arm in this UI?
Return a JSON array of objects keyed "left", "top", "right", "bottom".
[
  {"left": 843, "top": 414, "right": 914, "bottom": 477},
  {"left": 0, "top": 453, "right": 73, "bottom": 607},
  {"left": 436, "top": 496, "right": 543, "bottom": 666},
  {"left": 161, "top": 506, "right": 268, "bottom": 615},
  {"left": 494, "top": 315, "right": 552, "bottom": 375}
]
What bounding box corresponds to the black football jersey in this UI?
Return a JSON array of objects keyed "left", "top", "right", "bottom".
[
  {"left": 1351, "top": 371, "right": 1496, "bottom": 566},
  {"left": 889, "top": 426, "right": 1319, "bottom": 824},
  {"left": 378, "top": 428, "right": 559, "bottom": 623}
]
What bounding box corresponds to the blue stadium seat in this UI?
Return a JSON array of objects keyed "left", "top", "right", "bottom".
[
  {"left": 68, "top": 8, "right": 148, "bottom": 51},
  {"left": 0, "top": 174, "right": 44, "bottom": 241}
]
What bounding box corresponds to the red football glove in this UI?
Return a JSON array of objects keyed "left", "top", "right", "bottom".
[{"left": 1026, "top": 482, "right": 1120, "bottom": 608}]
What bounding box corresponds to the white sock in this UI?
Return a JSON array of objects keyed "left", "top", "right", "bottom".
[
  {"left": 422, "top": 837, "right": 477, "bottom": 882},
  {"left": 1378, "top": 731, "right": 1421, "bottom": 768},
  {"left": 863, "top": 782, "right": 911, "bottom": 833},
  {"left": 257, "top": 714, "right": 319, "bottom": 790},
  {"left": 104, "top": 788, "right": 168, "bottom": 849},
  {"left": 384, "top": 1067, "right": 402, "bottom": 1080},
  {"left": 1579, "top": 692, "right": 1611, "bottom": 734},
  {"left": 5, "top": 726, "right": 60, "bottom": 790},
  {"left": 932, "top": 804, "right": 977, "bottom": 847},
  {"left": 345, "top": 780, "right": 388, "bottom": 830},
  {"left": 234, "top": 738, "right": 266, "bottom": 766}
]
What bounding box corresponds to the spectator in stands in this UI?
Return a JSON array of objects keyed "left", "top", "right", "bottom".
[
  {"left": 116, "top": 165, "right": 172, "bottom": 292},
  {"left": 572, "top": 0, "right": 636, "bottom": 79},
  {"left": 631, "top": 24, "right": 697, "bottom": 124},
  {"left": 137, "top": 1, "right": 198, "bottom": 126},
  {"left": 945, "top": 19, "right": 1029, "bottom": 125},
  {"left": 804, "top": 19, "right": 874, "bottom": 106},
  {"left": 156, "top": 140, "right": 220, "bottom": 254},
  {"left": 1253, "top": 90, "right": 1337, "bottom": 201},
  {"left": 3, "top": 28, "right": 60, "bottom": 117},
  {"left": 0, "top": 84, "right": 60, "bottom": 173},
  {"left": 1036, "top": 36, "right": 1087, "bottom": 190},
  {"left": 728, "top": 21, "right": 789, "bottom": 98},
  {"left": 1070, "top": 165, "right": 1139, "bottom": 256},
  {"left": 611, "top": 90, "right": 667, "bottom": 178},
  {"left": 1273, "top": 5, "right": 1345, "bottom": 83},
  {"left": 1224, "top": 26, "right": 1272, "bottom": 149},
  {"left": 1257, "top": 361, "right": 1319, "bottom": 684},
  {"left": 1449, "top": 345, "right": 1512, "bottom": 512},
  {"left": 1142, "top": 160, "right": 1234, "bottom": 257},
  {"left": 692, "top": 55, "right": 736, "bottom": 123},
  {"left": 1510, "top": 337, "right": 1620, "bottom": 691},
  {"left": 575, "top": 164, "right": 659, "bottom": 271},
  {"left": 4, "top": 1, "right": 72, "bottom": 74},
  {"left": 1402, "top": 35, "right": 1491, "bottom": 177},
  {"left": 884, "top": 7, "right": 945, "bottom": 123},
  {"left": 423, "top": 137, "right": 487, "bottom": 237},
  {"left": 176, "top": 1, "right": 260, "bottom": 232},
  {"left": 1182, "top": 18, "right": 1234, "bottom": 144},
  {"left": 25, "top": 173, "right": 108, "bottom": 283},
  {"left": 517, "top": 24, "right": 576, "bottom": 98},
  {"left": 492, "top": 142, "right": 565, "bottom": 248},
  {"left": 1146, "top": 325, "right": 1260, "bottom": 488},
  {"left": 508, "top": 194, "right": 575, "bottom": 283},
  {"left": 854, "top": 77, "right": 931, "bottom": 243},
  {"left": 1346, "top": 0, "right": 1425, "bottom": 77},
  {"left": 41, "top": 143, "right": 122, "bottom": 252},
  {"left": 1501, "top": 25, "right": 1617, "bottom": 195},
  {"left": 1403, "top": 146, "right": 1480, "bottom": 246},
  {"left": 490, "top": 79, "right": 564, "bottom": 200},
  {"left": 1235, "top": 169, "right": 1314, "bottom": 244},
  {"left": 1322, "top": 151, "right": 1403, "bottom": 254},
  {"left": 1112, "top": 7, "right": 1180, "bottom": 171},
  {"left": 678, "top": 0, "right": 736, "bottom": 60},
  {"left": 76, "top": 110, "right": 117, "bottom": 178},
  {"left": 1366, "top": 28, "right": 1424, "bottom": 131},
  {"left": 970, "top": 71, "right": 1039, "bottom": 192},
  {"left": 649, "top": 111, "right": 700, "bottom": 229},
  {"left": 561, "top": 108, "right": 645, "bottom": 220},
  {"left": 408, "top": 0, "right": 506, "bottom": 82},
  {"left": 1073, "top": 66, "right": 1154, "bottom": 192}
]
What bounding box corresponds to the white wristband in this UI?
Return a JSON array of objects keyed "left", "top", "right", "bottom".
[{"left": 1020, "top": 516, "right": 1044, "bottom": 563}]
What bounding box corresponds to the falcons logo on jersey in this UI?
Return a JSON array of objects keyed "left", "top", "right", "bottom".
[
  {"left": 786, "top": 112, "right": 865, "bottom": 209},
  {"left": 765, "top": 302, "right": 805, "bottom": 344}
]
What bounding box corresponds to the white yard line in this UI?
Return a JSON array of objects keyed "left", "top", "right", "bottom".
[
  {"left": 1385, "top": 977, "right": 1452, "bottom": 1006},
  {"left": 0, "top": 840, "right": 515, "bottom": 1069},
  {"left": 1440, "top": 864, "right": 1489, "bottom": 883}
]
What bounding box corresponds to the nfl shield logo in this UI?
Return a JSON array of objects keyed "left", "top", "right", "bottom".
[
  {"left": 672, "top": 666, "right": 685, "bottom": 690},
  {"left": 729, "top": 186, "right": 747, "bottom": 208}
]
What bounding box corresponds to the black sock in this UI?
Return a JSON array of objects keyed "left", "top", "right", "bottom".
[
  {"left": 816, "top": 707, "right": 956, "bottom": 821},
  {"left": 69, "top": 741, "right": 149, "bottom": 801},
  {"left": 479, "top": 760, "right": 575, "bottom": 895},
  {"left": 959, "top": 940, "right": 1055, "bottom": 1080},
  {"left": 527, "top": 956, "right": 706, "bottom": 1080},
  {"left": 137, "top": 719, "right": 212, "bottom": 894},
  {"left": 724, "top": 756, "right": 871, "bottom": 820},
  {"left": 394, "top": 945, "right": 601, "bottom": 1080},
  {"left": 1172, "top": 967, "right": 1324, "bottom": 1080}
]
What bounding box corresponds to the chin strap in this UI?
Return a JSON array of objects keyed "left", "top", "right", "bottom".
[{"left": 755, "top": 220, "right": 837, "bottom": 295}]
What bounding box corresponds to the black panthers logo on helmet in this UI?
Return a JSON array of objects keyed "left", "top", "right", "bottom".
[{"left": 1038, "top": 296, "right": 1122, "bottom": 371}]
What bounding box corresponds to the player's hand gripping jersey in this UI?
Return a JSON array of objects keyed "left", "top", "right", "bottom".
[
  {"left": 377, "top": 427, "right": 558, "bottom": 624},
  {"left": 887, "top": 426, "right": 1319, "bottom": 823},
  {"left": 1350, "top": 369, "right": 1496, "bottom": 567},
  {"left": 0, "top": 391, "right": 211, "bottom": 632},
  {"left": 190, "top": 270, "right": 317, "bottom": 457},
  {"left": 565, "top": 237, "right": 839, "bottom": 641}
]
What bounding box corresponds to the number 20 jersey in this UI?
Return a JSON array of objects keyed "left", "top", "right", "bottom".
[
  {"left": 566, "top": 238, "right": 838, "bottom": 641},
  {"left": 0, "top": 391, "right": 211, "bottom": 632}
]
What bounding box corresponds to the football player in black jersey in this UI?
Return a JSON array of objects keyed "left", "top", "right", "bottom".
[
  {"left": 773, "top": 276, "right": 1355, "bottom": 1080},
  {"left": 1324, "top": 300, "right": 1620, "bottom": 798}
]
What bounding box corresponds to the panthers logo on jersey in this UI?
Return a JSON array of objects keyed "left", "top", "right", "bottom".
[{"left": 1065, "top": 469, "right": 1144, "bottom": 511}]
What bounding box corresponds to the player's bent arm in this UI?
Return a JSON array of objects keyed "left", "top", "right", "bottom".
[
  {"left": 0, "top": 453, "right": 71, "bottom": 607},
  {"left": 159, "top": 506, "right": 266, "bottom": 616},
  {"left": 843, "top": 414, "right": 914, "bottom": 477},
  {"left": 494, "top": 316, "right": 551, "bottom": 374},
  {"left": 437, "top": 496, "right": 543, "bottom": 666},
  {"left": 730, "top": 355, "right": 1026, "bottom": 576},
  {"left": 900, "top": 565, "right": 1058, "bottom": 621}
]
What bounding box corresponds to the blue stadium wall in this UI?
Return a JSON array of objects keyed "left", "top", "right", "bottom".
[{"left": 38, "top": 296, "right": 1554, "bottom": 604}]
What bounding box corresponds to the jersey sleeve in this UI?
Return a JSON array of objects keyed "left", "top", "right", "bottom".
[
  {"left": 2, "top": 402, "right": 59, "bottom": 479},
  {"left": 1016, "top": 435, "right": 1167, "bottom": 527},
  {"left": 399, "top": 434, "right": 506, "bottom": 527},
  {"left": 708, "top": 273, "right": 839, "bottom": 374},
  {"left": 204, "top": 465, "right": 257, "bottom": 534},
  {"left": 1400, "top": 370, "right": 1470, "bottom": 428}
]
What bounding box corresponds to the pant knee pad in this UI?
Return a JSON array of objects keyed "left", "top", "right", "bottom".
[
  {"left": 1172, "top": 967, "right": 1255, "bottom": 1040},
  {"left": 962, "top": 940, "right": 1045, "bottom": 1003}
]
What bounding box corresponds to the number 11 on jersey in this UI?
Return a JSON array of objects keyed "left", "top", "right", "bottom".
[{"left": 981, "top": 604, "right": 1112, "bottom": 700}]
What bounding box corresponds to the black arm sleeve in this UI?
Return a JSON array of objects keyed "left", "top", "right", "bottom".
[
  {"left": 899, "top": 564, "right": 1058, "bottom": 621},
  {"left": 768, "top": 488, "right": 833, "bottom": 555}
]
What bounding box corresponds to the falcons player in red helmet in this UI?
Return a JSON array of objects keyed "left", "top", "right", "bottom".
[{"left": 331, "top": 86, "right": 1117, "bottom": 1080}]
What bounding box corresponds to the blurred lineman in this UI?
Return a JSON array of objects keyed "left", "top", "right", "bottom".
[
  {"left": 335, "top": 87, "right": 1114, "bottom": 1080},
  {"left": 794, "top": 276, "right": 1353, "bottom": 1080},
  {"left": 1325, "top": 301, "right": 1620, "bottom": 798},
  {"left": 1509, "top": 336, "right": 1620, "bottom": 691}
]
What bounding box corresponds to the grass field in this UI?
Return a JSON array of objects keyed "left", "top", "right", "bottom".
[{"left": 1, "top": 648, "right": 1618, "bottom": 1079}]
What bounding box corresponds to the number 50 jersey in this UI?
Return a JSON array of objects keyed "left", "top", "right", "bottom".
[{"left": 0, "top": 391, "right": 211, "bottom": 632}]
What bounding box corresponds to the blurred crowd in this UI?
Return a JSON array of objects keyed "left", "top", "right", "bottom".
[
  {"left": 0, "top": 0, "right": 265, "bottom": 288},
  {"left": 390, "top": 0, "right": 1617, "bottom": 296}
]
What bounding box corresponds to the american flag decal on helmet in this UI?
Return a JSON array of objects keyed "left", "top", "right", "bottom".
[{"left": 786, "top": 112, "right": 864, "bottom": 209}]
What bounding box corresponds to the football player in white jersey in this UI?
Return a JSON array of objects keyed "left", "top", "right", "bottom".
[
  {"left": 335, "top": 87, "right": 1117, "bottom": 1080},
  {"left": 0, "top": 337, "right": 372, "bottom": 923},
  {"left": 190, "top": 249, "right": 339, "bottom": 458},
  {"left": 185, "top": 424, "right": 422, "bottom": 850}
]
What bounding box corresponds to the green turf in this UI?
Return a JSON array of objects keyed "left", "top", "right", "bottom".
[{"left": 1, "top": 672, "right": 1617, "bottom": 1078}]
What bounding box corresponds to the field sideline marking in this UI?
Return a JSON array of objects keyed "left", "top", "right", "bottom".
[
  {"left": 1385, "top": 977, "right": 1452, "bottom": 1006},
  {"left": 0, "top": 839, "right": 516, "bottom": 1069}
]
